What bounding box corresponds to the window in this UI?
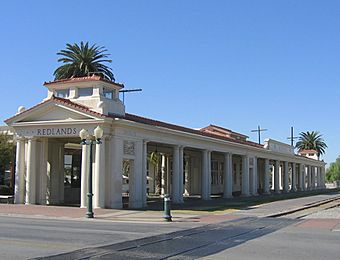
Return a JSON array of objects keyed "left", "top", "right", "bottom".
[
  {"left": 211, "top": 161, "right": 224, "bottom": 185},
  {"left": 211, "top": 161, "right": 218, "bottom": 184},
  {"left": 78, "top": 87, "right": 93, "bottom": 97},
  {"left": 64, "top": 154, "right": 81, "bottom": 188},
  {"left": 55, "top": 89, "right": 69, "bottom": 98},
  {"left": 103, "top": 88, "right": 115, "bottom": 99}
]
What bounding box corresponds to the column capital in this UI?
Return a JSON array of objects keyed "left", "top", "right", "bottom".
[
  {"left": 173, "top": 144, "right": 180, "bottom": 149},
  {"left": 16, "top": 136, "right": 26, "bottom": 142}
]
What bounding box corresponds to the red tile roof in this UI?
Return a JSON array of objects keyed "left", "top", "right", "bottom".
[
  {"left": 5, "top": 96, "right": 263, "bottom": 149},
  {"left": 43, "top": 75, "right": 124, "bottom": 88},
  {"left": 111, "top": 113, "right": 264, "bottom": 149},
  {"left": 299, "top": 149, "right": 317, "bottom": 154},
  {"left": 200, "top": 124, "right": 249, "bottom": 139},
  {"left": 5, "top": 95, "right": 109, "bottom": 123}
]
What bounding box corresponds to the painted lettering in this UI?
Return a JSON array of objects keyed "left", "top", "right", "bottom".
[{"left": 34, "top": 127, "right": 80, "bottom": 136}]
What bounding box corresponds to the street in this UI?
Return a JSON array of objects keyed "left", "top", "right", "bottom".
[
  {"left": 0, "top": 216, "right": 199, "bottom": 259},
  {"left": 0, "top": 192, "right": 339, "bottom": 259}
]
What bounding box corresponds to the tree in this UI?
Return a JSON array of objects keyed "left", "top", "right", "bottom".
[
  {"left": 53, "top": 41, "right": 115, "bottom": 81},
  {"left": 326, "top": 157, "right": 340, "bottom": 182},
  {"left": 0, "top": 134, "right": 15, "bottom": 186},
  {"left": 295, "top": 131, "right": 327, "bottom": 159}
]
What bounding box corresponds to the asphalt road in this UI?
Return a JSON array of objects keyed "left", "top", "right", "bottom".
[
  {"left": 41, "top": 217, "right": 297, "bottom": 259},
  {"left": 0, "top": 216, "right": 200, "bottom": 260},
  {"left": 1, "top": 193, "right": 340, "bottom": 260}
]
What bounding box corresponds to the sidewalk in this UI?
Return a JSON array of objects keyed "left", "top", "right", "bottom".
[{"left": 0, "top": 191, "right": 339, "bottom": 224}]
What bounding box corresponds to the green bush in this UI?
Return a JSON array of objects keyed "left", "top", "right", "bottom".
[{"left": 326, "top": 157, "right": 340, "bottom": 182}]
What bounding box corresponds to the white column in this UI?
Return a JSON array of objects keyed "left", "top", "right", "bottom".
[
  {"left": 201, "top": 150, "right": 211, "bottom": 200},
  {"left": 57, "top": 143, "right": 65, "bottom": 204},
  {"left": 223, "top": 153, "right": 233, "bottom": 198},
  {"left": 312, "top": 166, "right": 316, "bottom": 190},
  {"left": 25, "top": 138, "right": 37, "bottom": 204},
  {"left": 291, "top": 163, "right": 296, "bottom": 192},
  {"left": 316, "top": 167, "right": 321, "bottom": 189},
  {"left": 283, "top": 161, "right": 289, "bottom": 193},
  {"left": 110, "top": 136, "right": 123, "bottom": 208},
  {"left": 274, "top": 160, "right": 280, "bottom": 193},
  {"left": 166, "top": 156, "right": 171, "bottom": 195},
  {"left": 14, "top": 138, "right": 25, "bottom": 204},
  {"left": 299, "top": 164, "right": 305, "bottom": 191},
  {"left": 129, "top": 141, "right": 143, "bottom": 208},
  {"left": 306, "top": 166, "right": 311, "bottom": 190},
  {"left": 80, "top": 143, "right": 89, "bottom": 208},
  {"left": 264, "top": 159, "right": 270, "bottom": 194},
  {"left": 94, "top": 139, "right": 106, "bottom": 208},
  {"left": 142, "top": 140, "right": 148, "bottom": 207},
  {"left": 172, "top": 146, "right": 180, "bottom": 203},
  {"left": 184, "top": 155, "right": 190, "bottom": 196},
  {"left": 39, "top": 139, "right": 48, "bottom": 205},
  {"left": 178, "top": 146, "right": 184, "bottom": 203},
  {"left": 241, "top": 155, "right": 250, "bottom": 196},
  {"left": 161, "top": 154, "right": 166, "bottom": 195},
  {"left": 250, "top": 157, "right": 258, "bottom": 195},
  {"left": 321, "top": 166, "right": 326, "bottom": 188},
  {"left": 303, "top": 165, "right": 307, "bottom": 190}
]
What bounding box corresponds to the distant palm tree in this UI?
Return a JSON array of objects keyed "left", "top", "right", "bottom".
[
  {"left": 53, "top": 41, "right": 115, "bottom": 81},
  {"left": 295, "top": 131, "right": 327, "bottom": 159}
]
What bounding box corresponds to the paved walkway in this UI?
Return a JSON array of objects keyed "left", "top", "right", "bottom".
[{"left": 0, "top": 191, "right": 339, "bottom": 224}]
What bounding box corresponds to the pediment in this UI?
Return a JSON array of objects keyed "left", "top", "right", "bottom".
[{"left": 6, "top": 99, "right": 104, "bottom": 125}]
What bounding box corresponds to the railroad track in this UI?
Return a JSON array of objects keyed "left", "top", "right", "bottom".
[{"left": 266, "top": 196, "right": 340, "bottom": 219}]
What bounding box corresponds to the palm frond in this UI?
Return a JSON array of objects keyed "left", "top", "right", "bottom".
[{"left": 54, "top": 41, "right": 115, "bottom": 81}]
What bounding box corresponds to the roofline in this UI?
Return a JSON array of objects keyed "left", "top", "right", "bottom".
[
  {"left": 110, "top": 113, "right": 263, "bottom": 149},
  {"left": 43, "top": 76, "right": 124, "bottom": 89},
  {"left": 202, "top": 124, "right": 249, "bottom": 138},
  {"left": 5, "top": 95, "right": 109, "bottom": 125}
]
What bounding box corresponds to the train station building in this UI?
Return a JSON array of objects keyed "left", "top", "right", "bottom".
[{"left": 5, "top": 76, "right": 326, "bottom": 209}]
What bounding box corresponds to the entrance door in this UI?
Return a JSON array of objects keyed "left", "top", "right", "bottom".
[{"left": 64, "top": 148, "right": 81, "bottom": 204}]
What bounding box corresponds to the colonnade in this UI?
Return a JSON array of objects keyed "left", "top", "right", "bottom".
[{"left": 14, "top": 136, "right": 327, "bottom": 209}]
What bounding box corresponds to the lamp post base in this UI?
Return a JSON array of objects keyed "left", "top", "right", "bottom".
[{"left": 86, "top": 212, "right": 94, "bottom": 218}]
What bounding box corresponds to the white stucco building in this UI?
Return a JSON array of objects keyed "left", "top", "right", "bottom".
[{"left": 5, "top": 76, "right": 326, "bottom": 209}]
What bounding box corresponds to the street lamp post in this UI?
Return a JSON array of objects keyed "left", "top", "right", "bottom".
[{"left": 79, "top": 126, "right": 104, "bottom": 218}]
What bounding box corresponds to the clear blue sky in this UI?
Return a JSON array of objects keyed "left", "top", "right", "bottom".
[{"left": 0, "top": 1, "right": 339, "bottom": 165}]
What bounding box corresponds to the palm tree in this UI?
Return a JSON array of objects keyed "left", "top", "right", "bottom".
[
  {"left": 53, "top": 41, "right": 115, "bottom": 81},
  {"left": 295, "top": 131, "right": 327, "bottom": 159}
]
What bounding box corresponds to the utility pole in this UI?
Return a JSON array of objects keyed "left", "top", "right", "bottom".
[
  {"left": 251, "top": 125, "right": 268, "bottom": 144},
  {"left": 287, "top": 126, "right": 298, "bottom": 147}
]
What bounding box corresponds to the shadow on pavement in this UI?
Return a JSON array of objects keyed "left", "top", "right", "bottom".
[{"left": 34, "top": 217, "right": 298, "bottom": 260}]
